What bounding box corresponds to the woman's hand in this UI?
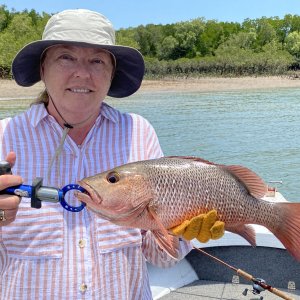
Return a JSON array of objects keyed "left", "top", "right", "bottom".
[{"left": 0, "top": 152, "right": 23, "bottom": 226}]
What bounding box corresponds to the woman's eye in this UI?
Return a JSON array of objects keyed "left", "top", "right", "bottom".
[
  {"left": 106, "top": 172, "right": 120, "bottom": 184},
  {"left": 92, "top": 58, "right": 104, "bottom": 64},
  {"left": 59, "top": 54, "right": 74, "bottom": 61}
]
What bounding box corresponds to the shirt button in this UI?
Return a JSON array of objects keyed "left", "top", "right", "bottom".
[
  {"left": 79, "top": 283, "right": 88, "bottom": 293},
  {"left": 78, "top": 239, "right": 86, "bottom": 248}
]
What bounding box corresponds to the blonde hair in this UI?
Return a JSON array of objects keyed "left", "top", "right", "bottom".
[
  {"left": 31, "top": 89, "right": 49, "bottom": 106},
  {"left": 31, "top": 49, "right": 49, "bottom": 106}
]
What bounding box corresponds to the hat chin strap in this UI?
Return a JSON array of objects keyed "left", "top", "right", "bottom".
[
  {"left": 46, "top": 94, "right": 98, "bottom": 184},
  {"left": 47, "top": 124, "right": 70, "bottom": 184},
  {"left": 48, "top": 94, "right": 97, "bottom": 129}
]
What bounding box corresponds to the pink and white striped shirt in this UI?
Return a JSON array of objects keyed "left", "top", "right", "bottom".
[{"left": 0, "top": 102, "right": 191, "bottom": 300}]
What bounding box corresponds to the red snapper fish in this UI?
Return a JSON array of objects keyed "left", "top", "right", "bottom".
[{"left": 77, "top": 156, "right": 300, "bottom": 261}]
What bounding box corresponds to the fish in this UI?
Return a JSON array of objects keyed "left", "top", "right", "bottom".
[{"left": 77, "top": 156, "right": 300, "bottom": 261}]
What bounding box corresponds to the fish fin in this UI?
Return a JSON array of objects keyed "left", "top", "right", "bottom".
[
  {"left": 268, "top": 202, "right": 300, "bottom": 261},
  {"left": 152, "top": 230, "right": 180, "bottom": 260},
  {"left": 148, "top": 206, "right": 179, "bottom": 259},
  {"left": 224, "top": 165, "right": 268, "bottom": 199},
  {"left": 147, "top": 206, "right": 170, "bottom": 236},
  {"left": 226, "top": 224, "right": 256, "bottom": 247}
]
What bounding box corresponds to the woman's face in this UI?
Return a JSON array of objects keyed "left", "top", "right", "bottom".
[{"left": 41, "top": 45, "right": 115, "bottom": 120}]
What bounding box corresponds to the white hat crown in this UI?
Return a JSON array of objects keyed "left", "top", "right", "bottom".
[{"left": 43, "top": 9, "right": 116, "bottom": 45}]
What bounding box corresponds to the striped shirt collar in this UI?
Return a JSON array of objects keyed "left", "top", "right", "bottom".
[{"left": 29, "top": 101, "right": 119, "bottom": 128}]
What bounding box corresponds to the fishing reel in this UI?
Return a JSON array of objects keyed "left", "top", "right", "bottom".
[{"left": 242, "top": 278, "right": 266, "bottom": 300}]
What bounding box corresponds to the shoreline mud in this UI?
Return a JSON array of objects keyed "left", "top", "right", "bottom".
[{"left": 1, "top": 76, "right": 300, "bottom": 100}]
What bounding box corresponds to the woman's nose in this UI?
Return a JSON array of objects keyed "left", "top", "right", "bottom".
[{"left": 72, "top": 61, "right": 91, "bottom": 78}]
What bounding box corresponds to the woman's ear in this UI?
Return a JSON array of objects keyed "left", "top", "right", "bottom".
[
  {"left": 40, "top": 51, "right": 47, "bottom": 82},
  {"left": 40, "top": 64, "right": 45, "bottom": 82}
]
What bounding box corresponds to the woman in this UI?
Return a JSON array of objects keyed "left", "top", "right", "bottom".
[{"left": 0, "top": 9, "right": 224, "bottom": 299}]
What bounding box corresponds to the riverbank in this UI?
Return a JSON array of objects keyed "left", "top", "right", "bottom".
[{"left": 1, "top": 76, "right": 300, "bottom": 100}]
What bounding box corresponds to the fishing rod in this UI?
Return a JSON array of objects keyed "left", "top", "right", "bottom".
[{"left": 193, "top": 246, "right": 295, "bottom": 300}]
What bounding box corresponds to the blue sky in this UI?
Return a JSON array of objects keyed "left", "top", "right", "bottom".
[{"left": 1, "top": 0, "right": 300, "bottom": 29}]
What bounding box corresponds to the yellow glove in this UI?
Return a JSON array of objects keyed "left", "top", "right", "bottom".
[{"left": 170, "top": 210, "right": 225, "bottom": 243}]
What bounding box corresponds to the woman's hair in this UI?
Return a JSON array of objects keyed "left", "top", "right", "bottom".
[
  {"left": 32, "top": 89, "right": 49, "bottom": 106},
  {"left": 31, "top": 50, "right": 49, "bottom": 106}
]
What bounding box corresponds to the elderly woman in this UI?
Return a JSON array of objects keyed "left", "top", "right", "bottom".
[{"left": 0, "top": 9, "right": 224, "bottom": 299}]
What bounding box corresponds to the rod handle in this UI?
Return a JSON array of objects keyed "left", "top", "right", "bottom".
[
  {"left": 268, "top": 287, "right": 295, "bottom": 300},
  {"left": 237, "top": 269, "right": 253, "bottom": 281}
]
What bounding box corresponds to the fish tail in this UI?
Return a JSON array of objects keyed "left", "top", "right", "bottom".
[{"left": 269, "top": 202, "right": 300, "bottom": 261}]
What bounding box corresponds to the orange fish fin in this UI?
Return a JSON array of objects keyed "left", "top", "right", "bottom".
[
  {"left": 268, "top": 202, "right": 300, "bottom": 261},
  {"left": 152, "top": 230, "right": 179, "bottom": 259},
  {"left": 147, "top": 206, "right": 169, "bottom": 236},
  {"left": 224, "top": 165, "right": 268, "bottom": 199},
  {"left": 226, "top": 224, "right": 256, "bottom": 247},
  {"left": 148, "top": 206, "right": 179, "bottom": 259}
]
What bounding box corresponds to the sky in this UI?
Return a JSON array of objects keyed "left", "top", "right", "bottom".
[{"left": 1, "top": 0, "right": 300, "bottom": 29}]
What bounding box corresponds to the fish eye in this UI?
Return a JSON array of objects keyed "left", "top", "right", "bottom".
[{"left": 106, "top": 172, "right": 120, "bottom": 184}]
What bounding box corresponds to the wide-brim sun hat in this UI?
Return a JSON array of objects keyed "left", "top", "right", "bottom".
[{"left": 12, "top": 9, "right": 145, "bottom": 98}]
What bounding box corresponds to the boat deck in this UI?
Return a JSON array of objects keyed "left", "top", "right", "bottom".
[
  {"left": 160, "top": 279, "right": 300, "bottom": 299},
  {"left": 149, "top": 227, "right": 300, "bottom": 300}
]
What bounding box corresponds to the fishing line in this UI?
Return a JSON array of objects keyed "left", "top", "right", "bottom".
[{"left": 193, "top": 246, "right": 295, "bottom": 300}]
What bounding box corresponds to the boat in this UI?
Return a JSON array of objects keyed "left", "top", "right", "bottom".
[{"left": 148, "top": 189, "right": 300, "bottom": 300}]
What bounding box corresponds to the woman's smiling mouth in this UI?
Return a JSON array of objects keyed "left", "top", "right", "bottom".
[{"left": 68, "top": 88, "right": 92, "bottom": 93}]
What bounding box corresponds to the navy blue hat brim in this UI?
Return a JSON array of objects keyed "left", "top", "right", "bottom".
[{"left": 12, "top": 40, "right": 145, "bottom": 98}]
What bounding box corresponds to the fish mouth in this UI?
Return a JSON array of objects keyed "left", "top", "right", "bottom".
[{"left": 78, "top": 181, "right": 103, "bottom": 205}]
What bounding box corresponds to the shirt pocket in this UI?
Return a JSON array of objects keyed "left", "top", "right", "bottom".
[
  {"left": 1, "top": 198, "right": 63, "bottom": 259},
  {"left": 94, "top": 215, "right": 142, "bottom": 254}
]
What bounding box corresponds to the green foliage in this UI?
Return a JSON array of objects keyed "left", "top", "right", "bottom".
[
  {"left": 285, "top": 31, "right": 300, "bottom": 58},
  {"left": 0, "top": 5, "right": 11, "bottom": 31},
  {"left": 134, "top": 24, "right": 164, "bottom": 57},
  {"left": 1, "top": 7, "right": 300, "bottom": 78},
  {"left": 157, "top": 35, "right": 179, "bottom": 60},
  {"left": 0, "top": 6, "right": 50, "bottom": 77},
  {"left": 116, "top": 28, "right": 140, "bottom": 50}
]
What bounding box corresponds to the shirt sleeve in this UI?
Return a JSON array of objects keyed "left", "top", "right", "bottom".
[
  {"left": 143, "top": 117, "right": 164, "bottom": 159},
  {"left": 0, "top": 118, "right": 10, "bottom": 159}
]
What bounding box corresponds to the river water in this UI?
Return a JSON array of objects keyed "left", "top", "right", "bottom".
[{"left": 1, "top": 87, "right": 300, "bottom": 200}]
